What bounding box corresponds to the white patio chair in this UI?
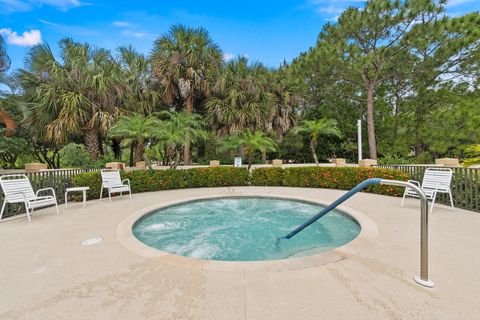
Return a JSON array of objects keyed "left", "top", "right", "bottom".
[
  {"left": 100, "top": 169, "right": 131, "bottom": 202},
  {"left": 0, "top": 174, "right": 59, "bottom": 222},
  {"left": 401, "top": 167, "right": 454, "bottom": 214}
]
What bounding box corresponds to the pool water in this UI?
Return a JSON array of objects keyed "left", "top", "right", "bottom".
[{"left": 133, "top": 197, "right": 360, "bottom": 261}]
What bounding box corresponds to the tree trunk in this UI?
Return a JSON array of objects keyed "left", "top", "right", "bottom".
[
  {"left": 261, "top": 150, "right": 267, "bottom": 164},
  {"left": 111, "top": 138, "right": 122, "bottom": 160},
  {"left": 183, "top": 96, "right": 194, "bottom": 165},
  {"left": 129, "top": 143, "right": 135, "bottom": 167},
  {"left": 366, "top": 85, "right": 377, "bottom": 159},
  {"left": 247, "top": 152, "right": 253, "bottom": 171},
  {"left": 135, "top": 140, "right": 145, "bottom": 163},
  {"left": 84, "top": 128, "right": 100, "bottom": 160},
  {"left": 310, "top": 139, "right": 319, "bottom": 166},
  {"left": 98, "top": 133, "right": 104, "bottom": 156}
]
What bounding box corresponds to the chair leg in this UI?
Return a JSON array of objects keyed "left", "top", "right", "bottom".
[
  {"left": 429, "top": 192, "right": 437, "bottom": 214},
  {"left": 25, "top": 202, "right": 31, "bottom": 222},
  {"left": 55, "top": 201, "right": 59, "bottom": 216},
  {"left": 108, "top": 190, "right": 112, "bottom": 202},
  {"left": 99, "top": 185, "right": 103, "bottom": 200},
  {"left": 129, "top": 188, "right": 132, "bottom": 200},
  {"left": 448, "top": 190, "right": 455, "bottom": 211},
  {"left": 400, "top": 189, "right": 407, "bottom": 208},
  {"left": 0, "top": 200, "right": 6, "bottom": 220}
]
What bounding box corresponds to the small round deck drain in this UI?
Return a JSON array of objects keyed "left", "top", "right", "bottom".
[{"left": 81, "top": 237, "right": 102, "bottom": 246}]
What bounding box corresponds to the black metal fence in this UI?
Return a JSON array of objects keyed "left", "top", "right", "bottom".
[
  {"left": 375, "top": 165, "right": 479, "bottom": 212},
  {"left": 0, "top": 168, "right": 101, "bottom": 219}
]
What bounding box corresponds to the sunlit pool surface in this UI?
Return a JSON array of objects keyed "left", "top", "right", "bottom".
[{"left": 133, "top": 197, "right": 360, "bottom": 261}]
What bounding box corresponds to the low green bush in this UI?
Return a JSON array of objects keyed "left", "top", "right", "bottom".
[
  {"left": 72, "top": 166, "right": 408, "bottom": 200},
  {"left": 250, "top": 167, "right": 284, "bottom": 186},
  {"left": 72, "top": 167, "right": 249, "bottom": 200},
  {"left": 186, "top": 167, "right": 249, "bottom": 188},
  {"left": 251, "top": 166, "right": 408, "bottom": 197}
]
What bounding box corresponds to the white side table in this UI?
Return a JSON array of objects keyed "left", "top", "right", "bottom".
[{"left": 65, "top": 187, "right": 90, "bottom": 208}]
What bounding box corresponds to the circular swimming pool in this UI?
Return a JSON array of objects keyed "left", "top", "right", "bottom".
[{"left": 132, "top": 197, "right": 360, "bottom": 261}]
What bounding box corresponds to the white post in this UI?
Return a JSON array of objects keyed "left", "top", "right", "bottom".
[{"left": 357, "top": 119, "right": 362, "bottom": 161}]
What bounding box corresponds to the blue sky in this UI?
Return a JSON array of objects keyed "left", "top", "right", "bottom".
[{"left": 1, "top": 0, "right": 479, "bottom": 71}]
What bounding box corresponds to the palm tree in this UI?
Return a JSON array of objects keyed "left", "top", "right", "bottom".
[
  {"left": 151, "top": 25, "right": 222, "bottom": 165},
  {"left": 267, "top": 71, "right": 303, "bottom": 140},
  {"left": 206, "top": 57, "right": 272, "bottom": 136},
  {"left": 115, "top": 46, "right": 161, "bottom": 160},
  {"left": 220, "top": 130, "right": 277, "bottom": 170},
  {"left": 18, "top": 39, "right": 124, "bottom": 160},
  {"left": 0, "top": 35, "right": 15, "bottom": 136},
  {"left": 153, "top": 111, "right": 206, "bottom": 168},
  {"left": 110, "top": 115, "right": 160, "bottom": 163},
  {"left": 295, "top": 119, "right": 341, "bottom": 165},
  {"left": 0, "top": 34, "right": 9, "bottom": 73}
]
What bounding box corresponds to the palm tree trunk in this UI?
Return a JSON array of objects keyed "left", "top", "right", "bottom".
[
  {"left": 129, "top": 143, "right": 135, "bottom": 167},
  {"left": 111, "top": 138, "right": 122, "bottom": 160},
  {"left": 261, "top": 150, "right": 267, "bottom": 164},
  {"left": 183, "top": 97, "right": 194, "bottom": 165},
  {"left": 135, "top": 140, "right": 145, "bottom": 163},
  {"left": 310, "top": 139, "right": 319, "bottom": 166},
  {"left": 84, "top": 128, "right": 100, "bottom": 160},
  {"left": 366, "top": 85, "right": 377, "bottom": 159}
]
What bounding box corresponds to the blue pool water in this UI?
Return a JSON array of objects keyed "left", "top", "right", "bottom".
[{"left": 133, "top": 197, "right": 360, "bottom": 261}]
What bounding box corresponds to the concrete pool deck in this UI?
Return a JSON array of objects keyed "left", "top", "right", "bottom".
[{"left": 1, "top": 186, "right": 479, "bottom": 320}]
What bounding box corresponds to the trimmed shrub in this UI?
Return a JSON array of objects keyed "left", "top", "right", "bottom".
[
  {"left": 72, "top": 166, "right": 408, "bottom": 201},
  {"left": 283, "top": 167, "right": 408, "bottom": 196},
  {"left": 72, "top": 167, "right": 249, "bottom": 200},
  {"left": 252, "top": 166, "right": 408, "bottom": 197},
  {"left": 250, "top": 167, "right": 284, "bottom": 186},
  {"left": 186, "top": 167, "right": 249, "bottom": 188}
]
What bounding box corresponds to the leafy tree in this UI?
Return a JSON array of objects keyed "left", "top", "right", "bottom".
[
  {"left": 220, "top": 130, "right": 277, "bottom": 170},
  {"left": 59, "top": 143, "right": 93, "bottom": 168},
  {"left": 110, "top": 115, "right": 160, "bottom": 163},
  {"left": 206, "top": 56, "right": 272, "bottom": 135},
  {"left": 18, "top": 39, "right": 124, "bottom": 160},
  {"left": 153, "top": 111, "right": 206, "bottom": 168},
  {"left": 402, "top": 8, "right": 480, "bottom": 156},
  {"left": 0, "top": 130, "right": 28, "bottom": 168},
  {"left": 0, "top": 34, "right": 9, "bottom": 73},
  {"left": 151, "top": 25, "right": 222, "bottom": 164},
  {"left": 294, "top": 119, "right": 341, "bottom": 165}
]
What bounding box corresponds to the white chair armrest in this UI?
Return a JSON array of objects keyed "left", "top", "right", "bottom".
[
  {"left": 36, "top": 187, "right": 57, "bottom": 198},
  {"left": 122, "top": 179, "right": 131, "bottom": 187},
  {"left": 407, "top": 180, "right": 420, "bottom": 187}
]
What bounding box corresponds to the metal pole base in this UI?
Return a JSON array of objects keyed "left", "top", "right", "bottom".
[{"left": 414, "top": 276, "right": 435, "bottom": 288}]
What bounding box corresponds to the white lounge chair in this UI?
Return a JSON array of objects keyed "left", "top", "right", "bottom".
[
  {"left": 401, "top": 167, "right": 454, "bottom": 213},
  {"left": 100, "top": 169, "right": 131, "bottom": 202},
  {"left": 0, "top": 174, "right": 59, "bottom": 222}
]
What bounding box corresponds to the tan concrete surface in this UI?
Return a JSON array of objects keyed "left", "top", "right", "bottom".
[{"left": 1, "top": 187, "right": 480, "bottom": 320}]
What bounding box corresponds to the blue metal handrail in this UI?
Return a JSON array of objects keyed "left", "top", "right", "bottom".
[
  {"left": 279, "top": 178, "right": 434, "bottom": 288},
  {"left": 282, "top": 178, "right": 382, "bottom": 239}
]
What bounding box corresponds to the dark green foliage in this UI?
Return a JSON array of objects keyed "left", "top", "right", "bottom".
[
  {"left": 73, "top": 166, "right": 408, "bottom": 200},
  {"left": 186, "top": 167, "right": 249, "bottom": 188},
  {"left": 251, "top": 167, "right": 409, "bottom": 197},
  {"left": 250, "top": 167, "right": 284, "bottom": 186},
  {"left": 73, "top": 167, "right": 249, "bottom": 199}
]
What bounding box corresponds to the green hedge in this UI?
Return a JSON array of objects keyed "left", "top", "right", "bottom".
[
  {"left": 72, "top": 166, "right": 408, "bottom": 200},
  {"left": 250, "top": 167, "right": 284, "bottom": 186},
  {"left": 72, "top": 167, "right": 249, "bottom": 200},
  {"left": 251, "top": 167, "right": 409, "bottom": 197}
]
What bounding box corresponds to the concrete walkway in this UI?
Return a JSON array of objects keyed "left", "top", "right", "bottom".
[{"left": 1, "top": 187, "right": 479, "bottom": 320}]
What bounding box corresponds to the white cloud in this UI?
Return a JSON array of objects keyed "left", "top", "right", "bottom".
[
  {"left": 121, "top": 30, "right": 153, "bottom": 39},
  {"left": 112, "top": 21, "right": 132, "bottom": 27},
  {"left": 0, "top": 28, "right": 42, "bottom": 46},
  {"left": 223, "top": 53, "right": 234, "bottom": 61}
]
